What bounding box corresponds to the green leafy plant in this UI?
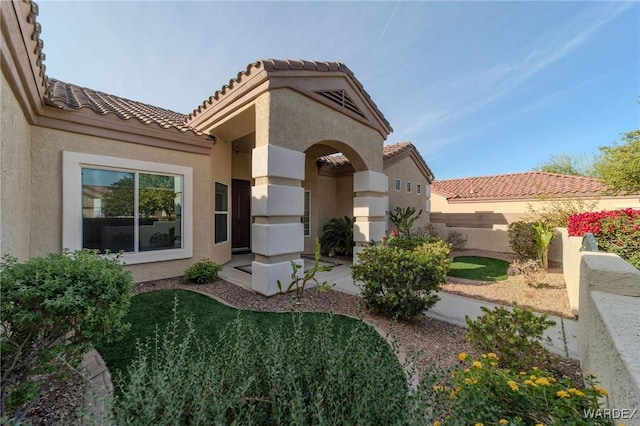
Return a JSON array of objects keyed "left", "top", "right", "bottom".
[
  {"left": 184, "top": 258, "right": 222, "bottom": 284},
  {"left": 0, "top": 250, "right": 132, "bottom": 419},
  {"left": 507, "top": 221, "right": 537, "bottom": 259},
  {"left": 465, "top": 304, "right": 555, "bottom": 372},
  {"left": 320, "top": 216, "right": 354, "bottom": 257},
  {"left": 277, "top": 240, "right": 334, "bottom": 299},
  {"left": 533, "top": 221, "right": 555, "bottom": 270},
  {"left": 352, "top": 240, "right": 450, "bottom": 320},
  {"left": 421, "top": 353, "right": 611, "bottom": 425},
  {"left": 388, "top": 206, "right": 422, "bottom": 238}
]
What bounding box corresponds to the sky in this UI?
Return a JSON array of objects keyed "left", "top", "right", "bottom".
[{"left": 37, "top": 1, "right": 639, "bottom": 180}]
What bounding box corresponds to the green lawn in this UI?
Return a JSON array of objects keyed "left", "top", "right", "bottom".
[
  {"left": 97, "top": 289, "right": 383, "bottom": 375},
  {"left": 447, "top": 256, "right": 510, "bottom": 281}
]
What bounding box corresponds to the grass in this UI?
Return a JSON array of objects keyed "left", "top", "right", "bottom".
[
  {"left": 97, "top": 289, "right": 384, "bottom": 377},
  {"left": 447, "top": 256, "right": 510, "bottom": 281}
]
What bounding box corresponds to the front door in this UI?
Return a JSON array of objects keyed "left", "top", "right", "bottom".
[{"left": 231, "top": 179, "right": 251, "bottom": 251}]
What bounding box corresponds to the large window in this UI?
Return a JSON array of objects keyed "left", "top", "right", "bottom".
[
  {"left": 214, "top": 182, "right": 228, "bottom": 244},
  {"left": 303, "top": 190, "right": 311, "bottom": 237},
  {"left": 64, "top": 152, "right": 192, "bottom": 264}
]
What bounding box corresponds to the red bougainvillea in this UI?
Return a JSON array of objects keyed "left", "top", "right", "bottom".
[{"left": 568, "top": 208, "right": 640, "bottom": 269}]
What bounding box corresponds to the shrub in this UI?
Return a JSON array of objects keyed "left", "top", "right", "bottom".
[
  {"left": 352, "top": 240, "right": 450, "bottom": 320},
  {"left": 568, "top": 208, "right": 640, "bottom": 269},
  {"left": 320, "top": 216, "right": 354, "bottom": 257},
  {"left": 465, "top": 304, "right": 555, "bottom": 372},
  {"left": 0, "top": 250, "right": 132, "bottom": 418},
  {"left": 533, "top": 221, "right": 554, "bottom": 270},
  {"left": 113, "top": 311, "right": 410, "bottom": 425},
  {"left": 507, "top": 221, "right": 537, "bottom": 259},
  {"left": 420, "top": 353, "right": 610, "bottom": 425},
  {"left": 388, "top": 206, "right": 422, "bottom": 237},
  {"left": 509, "top": 259, "right": 543, "bottom": 288},
  {"left": 445, "top": 230, "right": 467, "bottom": 249},
  {"left": 526, "top": 196, "right": 599, "bottom": 228},
  {"left": 184, "top": 258, "right": 222, "bottom": 284}
]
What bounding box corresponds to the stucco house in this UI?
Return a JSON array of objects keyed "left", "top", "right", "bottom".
[
  {"left": 1, "top": 1, "right": 433, "bottom": 296},
  {"left": 430, "top": 171, "right": 640, "bottom": 255}
]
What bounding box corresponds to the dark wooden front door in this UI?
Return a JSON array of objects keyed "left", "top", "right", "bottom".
[{"left": 231, "top": 179, "right": 251, "bottom": 251}]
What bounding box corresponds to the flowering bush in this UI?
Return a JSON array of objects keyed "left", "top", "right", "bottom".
[
  {"left": 568, "top": 209, "right": 640, "bottom": 268},
  {"left": 420, "top": 353, "right": 611, "bottom": 425}
]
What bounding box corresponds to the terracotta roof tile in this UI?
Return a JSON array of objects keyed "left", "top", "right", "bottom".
[
  {"left": 432, "top": 172, "right": 611, "bottom": 201},
  {"left": 46, "top": 78, "right": 206, "bottom": 137}
]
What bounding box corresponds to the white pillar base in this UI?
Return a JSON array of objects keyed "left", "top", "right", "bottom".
[{"left": 251, "top": 259, "right": 304, "bottom": 296}]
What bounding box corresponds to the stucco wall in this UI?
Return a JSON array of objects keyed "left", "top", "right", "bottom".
[
  {"left": 30, "top": 126, "right": 216, "bottom": 282},
  {"left": 578, "top": 253, "right": 640, "bottom": 422},
  {"left": 385, "top": 157, "right": 430, "bottom": 232},
  {"left": 1, "top": 73, "right": 32, "bottom": 260},
  {"left": 231, "top": 150, "right": 252, "bottom": 180}
]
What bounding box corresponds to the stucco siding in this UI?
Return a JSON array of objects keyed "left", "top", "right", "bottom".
[
  {"left": 1, "top": 73, "right": 32, "bottom": 260},
  {"left": 385, "top": 157, "right": 430, "bottom": 231},
  {"left": 30, "top": 126, "right": 216, "bottom": 282}
]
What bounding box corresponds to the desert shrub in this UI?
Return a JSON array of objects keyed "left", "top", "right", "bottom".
[
  {"left": 509, "top": 259, "right": 544, "bottom": 288},
  {"left": 526, "top": 196, "right": 599, "bottom": 228},
  {"left": 0, "top": 250, "right": 132, "bottom": 418},
  {"left": 320, "top": 216, "right": 354, "bottom": 257},
  {"left": 419, "top": 353, "right": 610, "bottom": 425},
  {"left": 388, "top": 206, "right": 422, "bottom": 237},
  {"left": 386, "top": 235, "right": 439, "bottom": 251},
  {"left": 184, "top": 258, "right": 222, "bottom": 284},
  {"left": 465, "top": 304, "right": 555, "bottom": 372},
  {"left": 568, "top": 208, "right": 640, "bottom": 269},
  {"left": 113, "top": 311, "right": 409, "bottom": 425},
  {"left": 445, "top": 230, "right": 468, "bottom": 249},
  {"left": 507, "top": 221, "right": 537, "bottom": 259},
  {"left": 352, "top": 240, "right": 450, "bottom": 320}
]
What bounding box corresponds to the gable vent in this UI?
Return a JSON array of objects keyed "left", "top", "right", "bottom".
[{"left": 313, "top": 90, "right": 366, "bottom": 119}]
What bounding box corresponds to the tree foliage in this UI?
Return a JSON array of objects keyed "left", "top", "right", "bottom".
[
  {"left": 595, "top": 129, "right": 640, "bottom": 194},
  {"left": 534, "top": 153, "right": 596, "bottom": 177}
]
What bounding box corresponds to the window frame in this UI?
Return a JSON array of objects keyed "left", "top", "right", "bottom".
[
  {"left": 417, "top": 184, "right": 422, "bottom": 195},
  {"left": 395, "top": 179, "right": 401, "bottom": 192},
  {"left": 303, "top": 190, "right": 311, "bottom": 237},
  {"left": 214, "top": 181, "right": 229, "bottom": 245},
  {"left": 63, "top": 151, "right": 193, "bottom": 264},
  {"left": 406, "top": 181, "right": 412, "bottom": 193}
]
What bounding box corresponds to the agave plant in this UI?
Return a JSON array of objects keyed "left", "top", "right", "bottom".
[{"left": 320, "top": 216, "right": 354, "bottom": 257}]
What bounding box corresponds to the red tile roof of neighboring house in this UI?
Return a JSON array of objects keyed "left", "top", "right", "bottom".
[
  {"left": 46, "top": 79, "right": 206, "bottom": 137},
  {"left": 432, "top": 172, "right": 611, "bottom": 201},
  {"left": 318, "top": 142, "right": 435, "bottom": 182}
]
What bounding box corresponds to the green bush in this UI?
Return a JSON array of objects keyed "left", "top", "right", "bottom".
[
  {"left": 184, "top": 258, "right": 222, "bottom": 284},
  {"left": 0, "top": 250, "right": 132, "bottom": 417},
  {"left": 465, "top": 304, "right": 555, "bottom": 372},
  {"left": 352, "top": 240, "right": 450, "bottom": 320},
  {"left": 388, "top": 206, "right": 422, "bottom": 237},
  {"left": 320, "top": 216, "right": 354, "bottom": 257},
  {"left": 420, "top": 353, "right": 611, "bottom": 425},
  {"left": 113, "top": 311, "right": 409, "bottom": 425},
  {"left": 508, "top": 221, "right": 537, "bottom": 259}
]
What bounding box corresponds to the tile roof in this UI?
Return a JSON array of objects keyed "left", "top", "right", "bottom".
[
  {"left": 318, "top": 142, "right": 434, "bottom": 181},
  {"left": 186, "top": 59, "right": 391, "bottom": 132},
  {"left": 46, "top": 79, "right": 206, "bottom": 137},
  {"left": 432, "top": 172, "right": 611, "bottom": 201}
]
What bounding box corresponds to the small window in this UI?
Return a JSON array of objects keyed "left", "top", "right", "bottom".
[
  {"left": 395, "top": 179, "right": 401, "bottom": 191},
  {"left": 417, "top": 184, "right": 422, "bottom": 194},
  {"left": 303, "top": 191, "right": 311, "bottom": 237},
  {"left": 406, "top": 182, "right": 412, "bottom": 193},
  {"left": 214, "top": 182, "right": 228, "bottom": 244}
]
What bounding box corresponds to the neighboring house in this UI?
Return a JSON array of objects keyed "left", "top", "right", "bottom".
[
  {"left": 431, "top": 171, "right": 640, "bottom": 255},
  {"left": 311, "top": 141, "right": 434, "bottom": 249},
  {"left": 1, "top": 1, "right": 432, "bottom": 296}
]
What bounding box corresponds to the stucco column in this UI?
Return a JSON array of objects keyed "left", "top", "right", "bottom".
[
  {"left": 352, "top": 170, "right": 388, "bottom": 260},
  {"left": 251, "top": 144, "right": 305, "bottom": 296}
]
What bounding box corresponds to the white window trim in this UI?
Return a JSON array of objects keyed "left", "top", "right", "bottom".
[
  {"left": 63, "top": 151, "right": 193, "bottom": 264},
  {"left": 406, "top": 181, "right": 412, "bottom": 193},
  {"left": 394, "top": 179, "right": 401, "bottom": 192},
  {"left": 303, "top": 190, "right": 311, "bottom": 237},
  {"left": 214, "top": 181, "right": 229, "bottom": 245}
]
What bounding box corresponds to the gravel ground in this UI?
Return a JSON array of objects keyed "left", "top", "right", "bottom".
[{"left": 24, "top": 250, "right": 582, "bottom": 423}]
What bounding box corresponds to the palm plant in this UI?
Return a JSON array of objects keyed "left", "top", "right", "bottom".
[{"left": 320, "top": 216, "right": 354, "bottom": 257}]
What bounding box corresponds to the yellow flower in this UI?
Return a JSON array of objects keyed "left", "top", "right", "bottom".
[
  {"left": 473, "top": 361, "right": 483, "bottom": 369},
  {"left": 535, "top": 424, "right": 545, "bottom": 426},
  {"left": 519, "top": 371, "right": 527, "bottom": 376},
  {"left": 548, "top": 377, "right": 557, "bottom": 383},
  {"left": 593, "top": 385, "right": 608, "bottom": 396},
  {"left": 557, "top": 390, "right": 569, "bottom": 398},
  {"left": 568, "top": 388, "right": 585, "bottom": 397},
  {"left": 499, "top": 420, "right": 508, "bottom": 425},
  {"left": 433, "top": 421, "right": 441, "bottom": 426},
  {"left": 524, "top": 380, "right": 538, "bottom": 387},
  {"left": 488, "top": 353, "right": 498, "bottom": 360},
  {"left": 475, "top": 423, "right": 484, "bottom": 426},
  {"left": 507, "top": 380, "right": 519, "bottom": 392},
  {"left": 464, "top": 378, "right": 478, "bottom": 385},
  {"left": 458, "top": 352, "right": 468, "bottom": 362},
  {"left": 535, "top": 377, "right": 550, "bottom": 386},
  {"left": 464, "top": 368, "right": 471, "bottom": 373},
  {"left": 530, "top": 375, "right": 537, "bottom": 380},
  {"left": 490, "top": 361, "right": 498, "bottom": 367},
  {"left": 432, "top": 385, "right": 444, "bottom": 392}
]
